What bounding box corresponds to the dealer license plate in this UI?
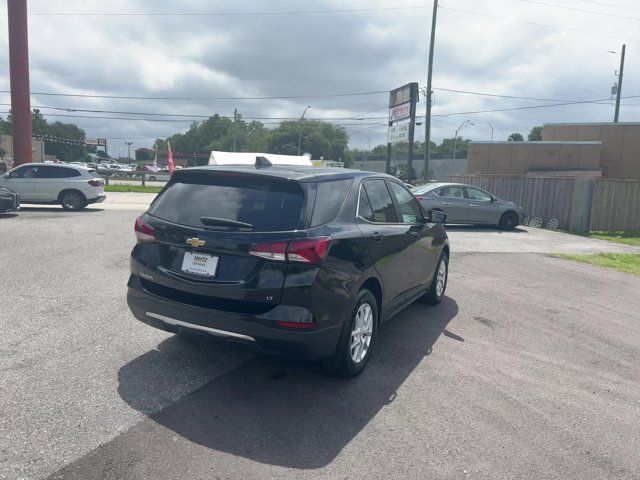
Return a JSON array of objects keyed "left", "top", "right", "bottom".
[{"left": 181, "top": 251, "right": 219, "bottom": 277}]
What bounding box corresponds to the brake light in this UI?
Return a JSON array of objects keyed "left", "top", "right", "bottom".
[
  {"left": 88, "top": 179, "right": 103, "bottom": 187},
  {"left": 248, "top": 241, "right": 287, "bottom": 261},
  {"left": 287, "top": 237, "right": 331, "bottom": 264},
  {"left": 414, "top": 195, "right": 424, "bottom": 201},
  {"left": 248, "top": 237, "right": 331, "bottom": 265},
  {"left": 134, "top": 216, "right": 156, "bottom": 242}
]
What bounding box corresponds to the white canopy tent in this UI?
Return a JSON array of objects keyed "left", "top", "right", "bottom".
[{"left": 208, "top": 151, "right": 313, "bottom": 167}]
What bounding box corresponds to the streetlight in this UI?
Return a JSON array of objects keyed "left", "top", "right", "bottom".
[
  {"left": 125, "top": 141, "right": 133, "bottom": 165},
  {"left": 486, "top": 121, "right": 494, "bottom": 142},
  {"left": 298, "top": 105, "right": 311, "bottom": 156},
  {"left": 452, "top": 119, "right": 473, "bottom": 160}
]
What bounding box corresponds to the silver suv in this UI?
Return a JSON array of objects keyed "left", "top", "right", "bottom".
[{"left": 0, "top": 163, "right": 106, "bottom": 210}]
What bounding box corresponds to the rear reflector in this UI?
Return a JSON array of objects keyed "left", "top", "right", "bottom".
[
  {"left": 248, "top": 237, "right": 331, "bottom": 265},
  {"left": 134, "top": 216, "right": 156, "bottom": 242},
  {"left": 276, "top": 321, "right": 317, "bottom": 330}
]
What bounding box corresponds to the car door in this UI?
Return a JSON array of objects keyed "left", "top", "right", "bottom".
[
  {"left": 31, "top": 165, "right": 65, "bottom": 201},
  {"left": 433, "top": 185, "right": 469, "bottom": 223},
  {"left": 465, "top": 187, "right": 499, "bottom": 224},
  {"left": 356, "top": 179, "right": 414, "bottom": 308},
  {"left": 1, "top": 166, "right": 37, "bottom": 201},
  {"left": 387, "top": 181, "right": 440, "bottom": 291}
]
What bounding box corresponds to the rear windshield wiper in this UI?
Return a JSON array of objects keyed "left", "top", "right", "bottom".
[{"left": 200, "top": 217, "right": 254, "bottom": 230}]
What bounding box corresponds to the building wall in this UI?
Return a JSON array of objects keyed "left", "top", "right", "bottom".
[
  {"left": 1, "top": 134, "right": 44, "bottom": 165},
  {"left": 467, "top": 141, "right": 601, "bottom": 175},
  {"left": 542, "top": 123, "right": 640, "bottom": 180},
  {"left": 356, "top": 158, "right": 468, "bottom": 181}
]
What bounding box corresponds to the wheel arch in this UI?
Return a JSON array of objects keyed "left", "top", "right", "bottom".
[{"left": 360, "top": 277, "right": 382, "bottom": 316}]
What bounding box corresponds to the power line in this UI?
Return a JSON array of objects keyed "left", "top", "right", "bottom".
[
  {"left": 440, "top": 5, "right": 640, "bottom": 42},
  {"left": 1, "top": 5, "right": 431, "bottom": 17},
  {"left": 575, "top": 0, "right": 640, "bottom": 12},
  {"left": 433, "top": 87, "right": 569, "bottom": 102},
  {"left": 522, "top": 0, "right": 640, "bottom": 22},
  {"left": 0, "top": 89, "right": 388, "bottom": 101}
]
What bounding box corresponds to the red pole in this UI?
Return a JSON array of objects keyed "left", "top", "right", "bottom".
[{"left": 7, "top": 0, "right": 32, "bottom": 166}]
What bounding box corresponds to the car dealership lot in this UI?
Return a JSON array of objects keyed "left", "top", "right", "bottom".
[{"left": 1, "top": 205, "right": 639, "bottom": 479}]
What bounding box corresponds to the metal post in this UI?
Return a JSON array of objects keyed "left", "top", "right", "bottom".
[
  {"left": 487, "top": 121, "right": 494, "bottom": 141},
  {"left": 423, "top": 0, "right": 438, "bottom": 181},
  {"left": 233, "top": 107, "right": 238, "bottom": 152},
  {"left": 614, "top": 44, "right": 626, "bottom": 123},
  {"left": 7, "top": 0, "right": 32, "bottom": 166},
  {"left": 125, "top": 141, "right": 133, "bottom": 165},
  {"left": 298, "top": 105, "right": 310, "bottom": 155}
]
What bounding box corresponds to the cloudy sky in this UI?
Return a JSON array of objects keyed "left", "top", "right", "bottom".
[{"left": 1, "top": 0, "right": 639, "bottom": 156}]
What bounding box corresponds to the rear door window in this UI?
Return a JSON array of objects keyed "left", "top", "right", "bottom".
[
  {"left": 310, "top": 179, "right": 353, "bottom": 226},
  {"left": 358, "top": 186, "right": 375, "bottom": 222},
  {"left": 437, "top": 186, "right": 465, "bottom": 199},
  {"left": 148, "top": 171, "right": 306, "bottom": 232},
  {"left": 362, "top": 179, "right": 398, "bottom": 223}
]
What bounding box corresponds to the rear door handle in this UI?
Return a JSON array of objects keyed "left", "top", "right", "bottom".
[
  {"left": 442, "top": 202, "right": 452, "bottom": 205},
  {"left": 372, "top": 232, "right": 383, "bottom": 243},
  {"left": 469, "top": 204, "right": 477, "bottom": 207}
]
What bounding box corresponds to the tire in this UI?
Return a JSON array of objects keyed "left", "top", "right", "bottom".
[
  {"left": 60, "top": 190, "right": 87, "bottom": 210},
  {"left": 322, "top": 289, "right": 378, "bottom": 378},
  {"left": 498, "top": 211, "right": 519, "bottom": 231},
  {"left": 148, "top": 176, "right": 156, "bottom": 182},
  {"left": 420, "top": 251, "right": 448, "bottom": 305}
]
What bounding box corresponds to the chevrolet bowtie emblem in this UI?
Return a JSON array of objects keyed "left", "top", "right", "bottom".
[{"left": 186, "top": 237, "right": 206, "bottom": 247}]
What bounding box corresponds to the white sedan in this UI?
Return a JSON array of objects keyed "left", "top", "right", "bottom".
[{"left": 145, "top": 169, "right": 172, "bottom": 182}]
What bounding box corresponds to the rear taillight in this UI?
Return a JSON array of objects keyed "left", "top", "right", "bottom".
[
  {"left": 248, "top": 237, "right": 331, "bottom": 265},
  {"left": 134, "top": 216, "right": 156, "bottom": 242},
  {"left": 414, "top": 195, "right": 424, "bottom": 201},
  {"left": 88, "top": 179, "right": 103, "bottom": 187}
]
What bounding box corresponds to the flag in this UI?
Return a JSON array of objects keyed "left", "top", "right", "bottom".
[{"left": 167, "top": 142, "right": 175, "bottom": 176}]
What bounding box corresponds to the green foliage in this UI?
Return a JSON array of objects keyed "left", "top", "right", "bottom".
[
  {"left": 104, "top": 185, "right": 162, "bottom": 194},
  {"left": 508, "top": 133, "right": 524, "bottom": 141},
  {"left": 0, "top": 147, "right": 5, "bottom": 157},
  {"left": 559, "top": 253, "right": 640, "bottom": 275},
  {"left": 528, "top": 126, "right": 543, "bottom": 141},
  {"left": 267, "top": 121, "right": 349, "bottom": 161},
  {"left": 588, "top": 231, "right": 640, "bottom": 247},
  {"left": 0, "top": 116, "right": 12, "bottom": 135},
  {"left": 135, "top": 148, "right": 155, "bottom": 161}
]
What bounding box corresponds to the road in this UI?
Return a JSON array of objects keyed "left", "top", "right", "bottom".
[{"left": 1, "top": 202, "right": 639, "bottom": 480}]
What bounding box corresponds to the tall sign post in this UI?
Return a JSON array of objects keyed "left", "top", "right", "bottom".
[
  {"left": 7, "top": 0, "right": 32, "bottom": 166},
  {"left": 386, "top": 82, "right": 419, "bottom": 179}
]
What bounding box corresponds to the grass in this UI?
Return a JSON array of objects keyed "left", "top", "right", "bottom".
[
  {"left": 559, "top": 253, "right": 640, "bottom": 275},
  {"left": 587, "top": 231, "right": 640, "bottom": 247},
  {"left": 104, "top": 185, "right": 162, "bottom": 194}
]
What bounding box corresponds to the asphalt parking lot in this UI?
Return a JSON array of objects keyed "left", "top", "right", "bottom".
[{"left": 1, "top": 201, "right": 639, "bottom": 480}]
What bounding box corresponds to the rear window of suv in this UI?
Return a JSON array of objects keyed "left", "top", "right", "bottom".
[{"left": 148, "top": 171, "right": 306, "bottom": 232}]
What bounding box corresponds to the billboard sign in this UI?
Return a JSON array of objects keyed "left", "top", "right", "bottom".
[
  {"left": 388, "top": 120, "right": 411, "bottom": 144},
  {"left": 86, "top": 138, "right": 107, "bottom": 147},
  {"left": 389, "top": 83, "right": 417, "bottom": 108},
  {"left": 389, "top": 102, "right": 411, "bottom": 122}
]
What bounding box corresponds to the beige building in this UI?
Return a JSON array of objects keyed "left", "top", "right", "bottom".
[
  {"left": 468, "top": 123, "right": 640, "bottom": 180},
  {"left": 0, "top": 134, "right": 45, "bottom": 167}
]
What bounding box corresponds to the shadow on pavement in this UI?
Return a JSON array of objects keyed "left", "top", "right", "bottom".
[
  {"left": 116, "top": 297, "right": 459, "bottom": 469},
  {"left": 17, "top": 207, "right": 105, "bottom": 213},
  {"left": 445, "top": 224, "right": 527, "bottom": 234}
]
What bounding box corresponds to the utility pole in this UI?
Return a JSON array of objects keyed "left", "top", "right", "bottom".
[
  {"left": 452, "top": 120, "right": 473, "bottom": 160},
  {"left": 423, "top": 0, "right": 438, "bottom": 181},
  {"left": 614, "top": 44, "right": 626, "bottom": 123},
  {"left": 7, "top": 0, "right": 32, "bottom": 166},
  {"left": 125, "top": 141, "right": 133, "bottom": 165},
  {"left": 298, "top": 105, "right": 311, "bottom": 156},
  {"left": 233, "top": 107, "right": 238, "bottom": 152},
  {"left": 487, "top": 121, "right": 494, "bottom": 141}
]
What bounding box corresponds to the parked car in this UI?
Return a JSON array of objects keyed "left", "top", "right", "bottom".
[
  {"left": 135, "top": 165, "right": 159, "bottom": 173},
  {"left": 0, "top": 163, "right": 106, "bottom": 210},
  {"left": 411, "top": 182, "right": 525, "bottom": 231},
  {"left": 0, "top": 187, "right": 19, "bottom": 214},
  {"left": 145, "top": 169, "right": 171, "bottom": 182},
  {"left": 127, "top": 165, "right": 449, "bottom": 377}
]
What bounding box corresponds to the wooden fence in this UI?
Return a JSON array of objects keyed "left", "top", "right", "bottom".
[{"left": 449, "top": 174, "right": 640, "bottom": 232}]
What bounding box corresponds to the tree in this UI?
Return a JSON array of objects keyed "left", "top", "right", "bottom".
[
  {"left": 508, "top": 133, "right": 524, "bottom": 141},
  {"left": 528, "top": 126, "right": 543, "bottom": 141},
  {"left": 0, "top": 147, "right": 5, "bottom": 158},
  {"left": 0, "top": 116, "right": 11, "bottom": 135},
  {"left": 135, "top": 148, "right": 155, "bottom": 161},
  {"left": 267, "top": 120, "right": 348, "bottom": 161}
]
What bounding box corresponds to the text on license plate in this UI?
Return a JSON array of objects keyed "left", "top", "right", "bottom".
[{"left": 181, "top": 251, "right": 219, "bottom": 277}]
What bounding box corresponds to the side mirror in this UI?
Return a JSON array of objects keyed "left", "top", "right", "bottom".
[
  {"left": 427, "top": 209, "right": 446, "bottom": 225},
  {"left": 490, "top": 196, "right": 497, "bottom": 203}
]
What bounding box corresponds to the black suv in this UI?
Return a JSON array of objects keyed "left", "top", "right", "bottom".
[{"left": 127, "top": 164, "right": 449, "bottom": 377}]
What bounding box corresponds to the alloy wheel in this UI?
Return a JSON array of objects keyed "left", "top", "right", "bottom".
[{"left": 350, "top": 302, "right": 373, "bottom": 364}]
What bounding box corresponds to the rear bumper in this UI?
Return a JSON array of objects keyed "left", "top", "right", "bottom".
[
  {"left": 127, "top": 275, "right": 342, "bottom": 361},
  {"left": 88, "top": 193, "right": 106, "bottom": 204}
]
